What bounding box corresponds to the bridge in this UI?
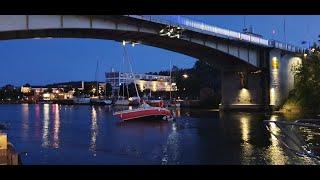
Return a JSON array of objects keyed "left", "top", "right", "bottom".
[{"left": 0, "top": 15, "right": 305, "bottom": 110}]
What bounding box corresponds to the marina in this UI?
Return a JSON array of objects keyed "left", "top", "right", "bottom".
[
  {"left": 1, "top": 104, "right": 319, "bottom": 165},
  {"left": 0, "top": 14, "right": 319, "bottom": 166}
]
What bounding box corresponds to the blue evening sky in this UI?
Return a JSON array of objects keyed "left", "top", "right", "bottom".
[{"left": 0, "top": 15, "right": 319, "bottom": 86}]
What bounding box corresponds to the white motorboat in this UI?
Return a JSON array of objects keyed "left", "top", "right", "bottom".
[
  {"left": 114, "top": 97, "right": 130, "bottom": 106},
  {"left": 73, "top": 97, "right": 91, "bottom": 105},
  {"left": 90, "top": 97, "right": 112, "bottom": 105}
]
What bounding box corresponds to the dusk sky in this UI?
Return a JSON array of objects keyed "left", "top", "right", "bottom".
[{"left": 1, "top": 15, "right": 319, "bottom": 86}]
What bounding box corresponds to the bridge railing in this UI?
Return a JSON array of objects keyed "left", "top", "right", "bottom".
[
  {"left": 270, "top": 40, "right": 305, "bottom": 53},
  {"left": 126, "top": 15, "right": 304, "bottom": 53}
]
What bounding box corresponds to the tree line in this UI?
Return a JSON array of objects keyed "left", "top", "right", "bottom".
[
  {"left": 148, "top": 60, "right": 221, "bottom": 107},
  {"left": 284, "top": 43, "right": 320, "bottom": 113}
]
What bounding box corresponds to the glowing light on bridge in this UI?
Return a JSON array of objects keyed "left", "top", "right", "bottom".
[
  {"left": 238, "top": 88, "right": 251, "bottom": 104},
  {"left": 270, "top": 57, "right": 280, "bottom": 106},
  {"left": 272, "top": 57, "right": 279, "bottom": 69},
  {"left": 270, "top": 88, "right": 276, "bottom": 106},
  {"left": 159, "top": 25, "right": 184, "bottom": 39}
]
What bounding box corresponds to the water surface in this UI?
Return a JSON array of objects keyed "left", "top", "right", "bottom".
[{"left": 0, "top": 104, "right": 318, "bottom": 165}]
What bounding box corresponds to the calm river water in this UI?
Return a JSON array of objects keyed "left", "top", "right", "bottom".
[{"left": 0, "top": 104, "right": 319, "bottom": 165}]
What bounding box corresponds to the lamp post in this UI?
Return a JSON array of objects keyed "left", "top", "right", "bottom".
[
  {"left": 122, "top": 40, "right": 139, "bottom": 47},
  {"left": 182, "top": 74, "right": 188, "bottom": 79},
  {"left": 181, "top": 73, "right": 189, "bottom": 99}
]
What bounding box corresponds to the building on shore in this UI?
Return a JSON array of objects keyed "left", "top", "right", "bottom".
[
  {"left": 21, "top": 82, "right": 84, "bottom": 95},
  {"left": 105, "top": 71, "right": 177, "bottom": 94},
  {"left": 20, "top": 81, "right": 106, "bottom": 101}
]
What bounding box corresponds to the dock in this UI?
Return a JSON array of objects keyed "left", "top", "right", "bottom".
[{"left": 0, "top": 133, "right": 20, "bottom": 165}]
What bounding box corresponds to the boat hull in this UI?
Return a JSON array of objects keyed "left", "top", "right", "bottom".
[
  {"left": 73, "top": 98, "right": 91, "bottom": 105},
  {"left": 91, "top": 100, "right": 112, "bottom": 106},
  {"left": 114, "top": 100, "right": 130, "bottom": 106},
  {"left": 146, "top": 100, "right": 164, "bottom": 107},
  {"left": 114, "top": 108, "right": 171, "bottom": 121}
]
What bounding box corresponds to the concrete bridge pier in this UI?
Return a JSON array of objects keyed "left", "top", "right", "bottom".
[
  {"left": 268, "top": 49, "right": 303, "bottom": 109},
  {"left": 219, "top": 69, "right": 269, "bottom": 111}
]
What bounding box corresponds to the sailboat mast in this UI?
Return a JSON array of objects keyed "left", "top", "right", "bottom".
[
  {"left": 169, "top": 59, "right": 172, "bottom": 101},
  {"left": 95, "top": 60, "right": 99, "bottom": 97},
  {"left": 123, "top": 45, "right": 140, "bottom": 99},
  {"left": 283, "top": 16, "right": 286, "bottom": 43},
  {"left": 122, "top": 48, "right": 125, "bottom": 98}
]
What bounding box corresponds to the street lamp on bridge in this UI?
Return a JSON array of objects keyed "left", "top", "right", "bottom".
[
  {"left": 159, "top": 25, "right": 184, "bottom": 39},
  {"left": 122, "top": 40, "right": 140, "bottom": 47}
]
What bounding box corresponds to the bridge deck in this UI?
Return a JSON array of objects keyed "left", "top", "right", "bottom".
[{"left": 126, "top": 15, "right": 304, "bottom": 53}]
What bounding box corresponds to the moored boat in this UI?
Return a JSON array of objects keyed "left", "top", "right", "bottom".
[
  {"left": 113, "top": 103, "right": 173, "bottom": 121},
  {"left": 114, "top": 97, "right": 130, "bottom": 106},
  {"left": 73, "top": 97, "right": 91, "bottom": 105},
  {"left": 167, "top": 100, "right": 181, "bottom": 108},
  {"left": 113, "top": 44, "right": 174, "bottom": 121},
  {"left": 129, "top": 96, "right": 141, "bottom": 106},
  {"left": 90, "top": 97, "right": 112, "bottom": 105},
  {"left": 146, "top": 99, "right": 165, "bottom": 107}
]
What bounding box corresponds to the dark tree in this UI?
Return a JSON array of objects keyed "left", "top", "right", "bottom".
[
  {"left": 44, "top": 88, "right": 53, "bottom": 93},
  {"left": 23, "top": 83, "right": 31, "bottom": 87},
  {"left": 286, "top": 43, "right": 320, "bottom": 112},
  {"left": 105, "top": 83, "right": 113, "bottom": 97},
  {"left": 1, "top": 84, "right": 22, "bottom": 102},
  {"left": 119, "top": 83, "right": 142, "bottom": 97},
  {"left": 63, "top": 86, "right": 73, "bottom": 93},
  {"left": 73, "top": 88, "right": 82, "bottom": 97}
]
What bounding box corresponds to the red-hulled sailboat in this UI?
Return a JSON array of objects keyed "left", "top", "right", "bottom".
[
  {"left": 145, "top": 99, "right": 165, "bottom": 107},
  {"left": 113, "top": 102, "right": 173, "bottom": 121},
  {"left": 113, "top": 44, "right": 173, "bottom": 121}
]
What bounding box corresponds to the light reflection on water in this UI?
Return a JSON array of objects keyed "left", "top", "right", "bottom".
[
  {"left": 21, "top": 104, "right": 29, "bottom": 139},
  {"left": 239, "top": 115, "right": 253, "bottom": 165},
  {"left": 90, "top": 106, "right": 98, "bottom": 155},
  {"left": 40, "top": 104, "right": 61, "bottom": 149},
  {"left": 162, "top": 122, "right": 180, "bottom": 165},
  {"left": 265, "top": 115, "right": 288, "bottom": 165},
  {"left": 42, "top": 104, "right": 50, "bottom": 148},
  {"left": 3, "top": 104, "right": 319, "bottom": 164},
  {"left": 53, "top": 104, "right": 60, "bottom": 148}
]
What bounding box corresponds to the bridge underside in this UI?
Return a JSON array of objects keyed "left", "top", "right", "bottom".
[
  {"left": 0, "top": 28, "right": 259, "bottom": 71},
  {"left": 0, "top": 15, "right": 271, "bottom": 111},
  {"left": 0, "top": 28, "right": 268, "bottom": 111}
]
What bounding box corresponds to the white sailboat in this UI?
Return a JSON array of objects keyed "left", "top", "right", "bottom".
[
  {"left": 91, "top": 60, "right": 112, "bottom": 105},
  {"left": 114, "top": 46, "right": 132, "bottom": 106},
  {"left": 73, "top": 97, "right": 91, "bottom": 105},
  {"left": 114, "top": 97, "right": 130, "bottom": 106}
]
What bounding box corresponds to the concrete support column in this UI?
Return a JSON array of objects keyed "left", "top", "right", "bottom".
[
  {"left": 269, "top": 49, "right": 302, "bottom": 109},
  {"left": 219, "top": 70, "right": 267, "bottom": 111}
]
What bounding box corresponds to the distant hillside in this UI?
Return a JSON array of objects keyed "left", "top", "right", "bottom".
[{"left": 45, "top": 81, "right": 104, "bottom": 88}]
